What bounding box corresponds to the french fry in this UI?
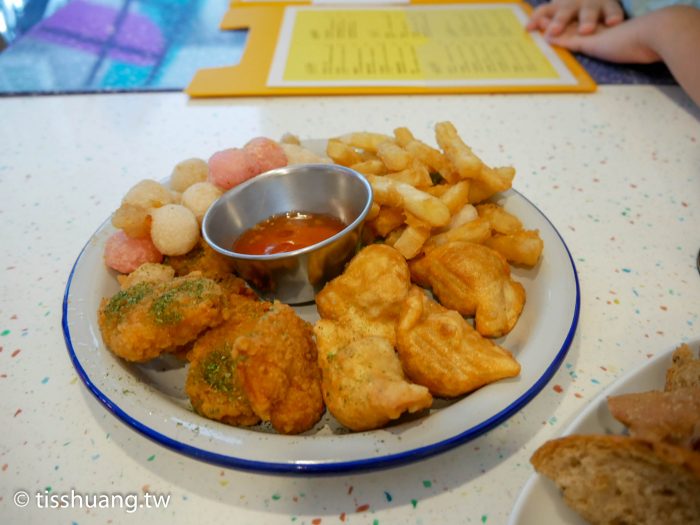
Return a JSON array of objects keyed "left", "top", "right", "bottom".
[
  {"left": 327, "top": 139, "right": 363, "bottom": 167},
  {"left": 370, "top": 206, "right": 405, "bottom": 237},
  {"left": 468, "top": 167, "right": 515, "bottom": 203},
  {"left": 393, "top": 224, "right": 431, "bottom": 259},
  {"left": 424, "top": 184, "right": 451, "bottom": 198},
  {"left": 476, "top": 203, "right": 522, "bottom": 234},
  {"left": 404, "top": 140, "right": 457, "bottom": 184},
  {"left": 384, "top": 226, "right": 405, "bottom": 247},
  {"left": 367, "top": 175, "right": 403, "bottom": 208},
  {"left": 443, "top": 203, "right": 478, "bottom": 231},
  {"left": 365, "top": 201, "right": 381, "bottom": 221},
  {"left": 404, "top": 212, "right": 431, "bottom": 230},
  {"left": 485, "top": 230, "right": 543, "bottom": 267},
  {"left": 338, "top": 132, "right": 393, "bottom": 152},
  {"left": 386, "top": 161, "right": 432, "bottom": 188},
  {"left": 377, "top": 141, "right": 412, "bottom": 172},
  {"left": 350, "top": 159, "right": 387, "bottom": 176},
  {"left": 393, "top": 127, "right": 415, "bottom": 147},
  {"left": 435, "top": 121, "right": 483, "bottom": 180},
  {"left": 439, "top": 180, "right": 471, "bottom": 215},
  {"left": 425, "top": 217, "right": 491, "bottom": 248},
  {"left": 368, "top": 175, "right": 450, "bottom": 228}
]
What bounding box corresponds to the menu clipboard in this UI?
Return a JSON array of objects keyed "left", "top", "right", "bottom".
[{"left": 186, "top": 1, "right": 596, "bottom": 97}]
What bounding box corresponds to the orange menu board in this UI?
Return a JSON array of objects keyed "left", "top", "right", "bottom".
[{"left": 186, "top": 2, "right": 596, "bottom": 97}]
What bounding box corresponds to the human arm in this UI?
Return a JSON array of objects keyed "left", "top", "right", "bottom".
[
  {"left": 547, "top": 5, "right": 700, "bottom": 106},
  {"left": 526, "top": 0, "right": 625, "bottom": 37}
]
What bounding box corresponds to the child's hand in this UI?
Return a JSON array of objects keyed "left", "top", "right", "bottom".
[
  {"left": 545, "top": 16, "right": 660, "bottom": 63},
  {"left": 526, "top": 0, "right": 625, "bottom": 37}
]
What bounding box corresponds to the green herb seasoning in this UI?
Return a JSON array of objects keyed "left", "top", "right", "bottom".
[
  {"left": 201, "top": 345, "right": 246, "bottom": 395},
  {"left": 149, "top": 278, "right": 213, "bottom": 325},
  {"left": 104, "top": 282, "right": 154, "bottom": 321}
]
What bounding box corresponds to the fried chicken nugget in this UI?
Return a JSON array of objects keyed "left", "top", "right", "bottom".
[
  {"left": 98, "top": 274, "right": 225, "bottom": 362},
  {"left": 315, "top": 319, "right": 433, "bottom": 431},
  {"left": 316, "top": 244, "right": 411, "bottom": 345},
  {"left": 235, "top": 303, "right": 324, "bottom": 434},
  {"left": 410, "top": 241, "right": 525, "bottom": 338},
  {"left": 185, "top": 295, "right": 268, "bottom": 426},
  {"left": 164, "top": 237, "right": 236, "bottom": 280},
  {"left": 396, "top": 286, "right": 521, "bottom": 398}
]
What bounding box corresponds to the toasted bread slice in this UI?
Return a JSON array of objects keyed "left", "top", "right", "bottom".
[
  {"left": 665, "top": 343, "right": 700, "bottom": 391},
  {"left": 531, "top": 434, "right": 700, "bottom": 525},
  {"left": 607, "top": 387, "right": 700, "bottom": 450}
]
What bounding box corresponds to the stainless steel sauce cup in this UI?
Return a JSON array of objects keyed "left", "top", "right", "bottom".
[{"left": 202, "top": 163, "right": 373, "bottom": 304}]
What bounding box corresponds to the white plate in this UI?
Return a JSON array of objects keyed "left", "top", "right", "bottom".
[
  {"left": 62, "top": 186, "right": 580, "bottom": 473},
  {"left": 508, "top": 337, "right": 700, "bottom": 525}
]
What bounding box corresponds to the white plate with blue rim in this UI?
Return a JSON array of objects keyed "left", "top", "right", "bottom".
[
  {"left": 62, "top": 150, "right": 580, "bottom": 474},
  {"left": 507, "top": 337, "right": 700, "bottom": 524}
]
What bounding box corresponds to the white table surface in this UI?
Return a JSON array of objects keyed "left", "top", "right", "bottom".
[{"left": 1, "top": 86, "right": 699, "bottom": 525}]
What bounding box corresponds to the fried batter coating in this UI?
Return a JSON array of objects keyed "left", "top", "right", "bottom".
[
  {"left": 409, "top": 241, "right": 525, "bottom": 338},
  {"left": 396, "top": 286, "right": 521, "bottom": 398},
  {"left": 98, "top": 275, "right": 225, "bottom": 362},
  {"left": 218, "top": 275, "right": 259, "bottom": 315},
  {"left": 185, "top": 296, "right": 267, "bottom": 426},
  {"left": 315, "top": 320, "right": 432, "bottom": 431},
  {"left": 235, "top": 303, "right": 324, "bottom": 434},
  {"left": 316, "top": 244, "right": 411, "bottom": 345},
  {"left": 164, "top": 237, "right": 236, "bottom": 280},
  {"left": 117, "top": 262, "right": 175, "bottom": 290}
]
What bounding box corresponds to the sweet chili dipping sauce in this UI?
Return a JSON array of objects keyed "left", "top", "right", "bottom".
[{"left": 232, "top": 211, "right": 347, "bottom": 255}]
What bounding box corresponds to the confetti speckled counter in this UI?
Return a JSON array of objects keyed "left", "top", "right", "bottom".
[{"left": 1, "top": 87, "right": 699, "bottom": 525}]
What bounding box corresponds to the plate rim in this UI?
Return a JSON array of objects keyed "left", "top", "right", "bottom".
[{"left": 62, "top": 187, "right": 580, "bottom": 474}]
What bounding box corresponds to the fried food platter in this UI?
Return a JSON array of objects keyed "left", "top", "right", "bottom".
[
  {"left": 507, "top": 337, "right": 700, "bottom": 525},
  {"left": 63, "top": 173, "right": 580, "bottom": 473}
]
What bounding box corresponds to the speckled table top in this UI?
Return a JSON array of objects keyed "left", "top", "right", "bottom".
[{"left": 1, "top": 88, "right": 698, "bottom": 525}]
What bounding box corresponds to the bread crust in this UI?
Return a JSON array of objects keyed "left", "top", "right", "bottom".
[{"left": 531, "top": 434, "right": 700, "bottom": 525}]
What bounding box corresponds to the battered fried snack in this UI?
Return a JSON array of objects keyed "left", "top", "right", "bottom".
[
  {"left": 315, "top": 244, "right": 411, "bottom": 345},
  {"left": 98, "top": 274, "right": 225, "bottom": 362},
  {"left": 315, "top": 319, "right": 433, "bottom": 432},
  {"left": 164, "top": 237, "right": 236, "bottom": 280},
  {"left": 235, "top": 303, "right": 325, "bottom": 435},
  {"left": 185, "top": 295, "right": 268, "bottom": 426},
  {"left": 116, "top": 262, "right": 175, "bottom": 290},
  {"left": 396, "top": 287, "right": 520, "bottom": 398},
  {"left": 410, "top": 241, "right": 525, "bottom": 338}
]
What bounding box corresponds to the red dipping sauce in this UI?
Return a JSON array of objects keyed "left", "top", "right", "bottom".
[{"left": 232, "top": 211, "right": 347, "bottom": 256}]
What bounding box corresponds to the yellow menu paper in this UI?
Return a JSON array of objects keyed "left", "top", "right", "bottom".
[{"left": 186, "top": 2, "right": 596, "bottom": 97}]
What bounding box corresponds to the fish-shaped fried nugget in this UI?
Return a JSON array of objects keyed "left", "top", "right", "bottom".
[
  {"left": 235, "top": 303, "right": 325, "bottom": 435},
  {"left": 98, "top": 274, "right": 225, "bottom": 362},
  {"left": 314, "top": 319, "right": 432, "bottom": 431},
  {"left": 185, "top": 295, "right": 267, "bottom": 427},
  {"left": 316, "top": 244, "right": 411, "bottom": 345},
  {"left": 409, "top": 241, "right": 525, "bottom": 338},
  {"left": 396, "top": 286, "right": 521, "bottom": 398}
]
